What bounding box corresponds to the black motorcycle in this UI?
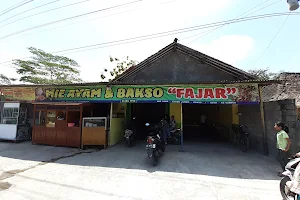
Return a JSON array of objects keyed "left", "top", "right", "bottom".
[
  {"left": 145, "top": 122, "right": 165, "bottom": 166},
  {"left": 167, "top": 128, "right": 181, "bottom": 145},
  {"left": 124, "top": 117, "right": 136, "bottom": 147},
  {"left": 124, "top": 129, "right": 134, "bottom": 147},
  {"left": 280, "top": 155, "right": 300, "bottom": 200}
]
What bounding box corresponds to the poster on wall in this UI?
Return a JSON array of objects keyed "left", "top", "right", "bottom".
[
  {"left": 0, "top": 87, "right": 35, "bottom": 101},
  {"left": 34, "top": 84, "right": 260, "bottom": 104}
]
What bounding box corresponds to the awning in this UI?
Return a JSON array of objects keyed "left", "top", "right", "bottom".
[{"left": 32, "top": 102, "right": 84, "bottom": 106}]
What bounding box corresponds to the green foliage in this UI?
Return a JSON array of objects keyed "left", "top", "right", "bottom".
[
  {"left": 0, "top": 74, "right": 16, "bottom": 85},
  {"left": 101, "top": 56, "right": 139, "bottom": 80},
  {"left": 13, "top": 47, "right": 82, "bottom": 84}
]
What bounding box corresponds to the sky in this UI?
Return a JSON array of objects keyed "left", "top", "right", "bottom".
[{"left": 0, "top": 0, "right": 299, "bottom": 83}]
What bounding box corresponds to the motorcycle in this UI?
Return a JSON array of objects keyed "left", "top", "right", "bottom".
[
  {"left": 124, "top": 129, "right": 134, "bottom": 147},
  {"left": 232, "top": 124, "right": 250, "bottom": 152},
  {"left": 124, "top": 117, "right": 136, "bottom": 147},
  {"left": 239, "top": 125, "right": 250, "bottom": 152},
  {"left": 168, "top": 128, "right": 181, "bottom": 145},
  {"left": 145, "top": 122, "right": 165, "bottom": 166},
  {"left": 280, "top": 155, "right": 300, "bottom": 200}
]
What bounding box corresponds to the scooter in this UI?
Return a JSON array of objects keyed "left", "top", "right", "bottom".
[
  {"left": 145, "top": 122, "right": 165, "bottom": 166},
  {"left": 168, "top": 128, "right": 181, "bottom": 145},
  {"left": 124, "top": 117, "right": 136, "bottom": 147},
  {"left": 280, "top": 155, "right": 300, "bottom": 200},
  {"left": 124, "top": 129, "right": 134, "bottom": 147}
]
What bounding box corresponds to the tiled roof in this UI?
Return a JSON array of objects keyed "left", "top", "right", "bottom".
[
  {"left": 263, "top": 73, "right": 300, "bottom": 107},
  {"left": 111, "top": 39, "right": 257, "bottom": 83}
]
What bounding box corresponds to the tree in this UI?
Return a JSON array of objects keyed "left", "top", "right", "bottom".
[
  {"left": 101, "top": 56, "right": 139, "bottom": 80},
  {"left": 13, "top": 47, "right": 82, "bottom": 84},
  {"left": 247, "top": 68, "right": 281, "bottom": 80},
  {"left": 0, "top": 74, "right": 15, "bottom": 85}
]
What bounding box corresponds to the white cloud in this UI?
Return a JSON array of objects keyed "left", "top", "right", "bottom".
[{"left": 193, "top": 35, "right": 254, "bottom": 65}]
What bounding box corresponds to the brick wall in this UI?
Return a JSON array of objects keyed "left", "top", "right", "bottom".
[
  {"left": 264, "top": 99, "right": 300, "bottom": 158},
  {"left": 239, "top": 99, "right": 299, "bottom": 157},
  {"left": 239, "top": 105, "right": 264, "bottom": 153}
]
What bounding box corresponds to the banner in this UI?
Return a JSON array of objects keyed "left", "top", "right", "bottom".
[
  {"left": 34, "top": 84, "right": 259, "bottom": 104},
  {"left": 0, "top": 87, "right": 35, "bottom": 101}
]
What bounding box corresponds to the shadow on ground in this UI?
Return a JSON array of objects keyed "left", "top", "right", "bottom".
[{"left": 0, "top": 140, "right": 281, "bottom": 181}]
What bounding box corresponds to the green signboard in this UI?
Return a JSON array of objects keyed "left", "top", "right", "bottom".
[{"left": 34, "top": 84, "right": 259, "bottom": 104}]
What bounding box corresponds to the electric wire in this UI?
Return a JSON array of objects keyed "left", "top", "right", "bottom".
[
  {"left": 0, "top": 0, "right": 177, "bottom": 44},
  {"left": 0, "top": 0, "right": 33, "bottom": 17},
  {"left": 0, "top": 0, "right": 143, "bottom": 40},
  {"left": 182, "top": 0, "right": 271, "bottom": 42},
  {"left": 185, "top": 0, "right": 281, "bottom": 44},
  {"left": 254, "top": 12, "right": 291, "bottom": 65},
  {"left": 0, "top": 11, "right": 298, "bottom": 66},
  {"left": 0, "top": 0, "right": 61, "bottom": 25},
  {"left": 0, "top": 0, "right": 105, "bottom": 29}
]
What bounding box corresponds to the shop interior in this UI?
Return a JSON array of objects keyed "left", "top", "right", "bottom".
[
  {"left": 182, "top": 104, "right": 235, "bottom": 143},
  {"left": 130, "top": 103, "right": 167, "bottom": 139}
]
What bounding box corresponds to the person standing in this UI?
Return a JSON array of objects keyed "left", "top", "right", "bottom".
[
  {"left": 200, "top": 114, "right": 207, "bottom": 124},
  {"left": 162, "top": 114, "right": 170, "bottom": 144},
  {"left": 274, "top": 122, "right": 291, "bottom": 176},
  {"left": 170, "top": 115, "right": 177, "bottom": 131}
]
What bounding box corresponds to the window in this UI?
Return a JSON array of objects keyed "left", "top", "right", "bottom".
[
  {"left": 35, "top": 111, "right": 46, "bottom": 126},
  {"left": 1, "top": 107, "right": 19, "bottom": 124},
  {"left": 67, "top": 111, "right": 80, "bottom": 127},
  {"left": 46, "top": 111, "right": 56, "bottom": 127}
]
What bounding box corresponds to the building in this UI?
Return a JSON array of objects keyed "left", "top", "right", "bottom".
[
  {"left": 262, "top": 73, "right": 300, "bottom": 157},
  {"left": 0, "top": 39, "right": 278, "bottom": 155}
]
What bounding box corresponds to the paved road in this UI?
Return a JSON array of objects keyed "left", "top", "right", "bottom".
[{"left": 0, "top": 141, "right": 283, "bottom": 200}]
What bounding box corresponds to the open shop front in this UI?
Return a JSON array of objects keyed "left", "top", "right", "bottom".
[
  {"left": 182, "top": 103, "right": 238, "bottom": 143},
  {"left": 128, "top": 103, "right": 168, "bottom": 140},
  {"left": 173, "top": 84, "right": 262, "bottom": 147}
]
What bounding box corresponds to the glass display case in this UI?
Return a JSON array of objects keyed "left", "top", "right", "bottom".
[
  {"left": 1, "top": 107, "right": 19, "bottom": 124},
  {"left": 82, "top": 117, "right": 107, "bottom": 148},
  {"left": 0, "top": 102, "right": 31, "bottom": 141},
  {"left": 83, "top": 117, "right": 107, "bottom": 129}
]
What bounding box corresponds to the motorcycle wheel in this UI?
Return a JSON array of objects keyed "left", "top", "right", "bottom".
[
  {"left": 157, "top": 147, "right": 164, "bottom": 157},
  {"left": 173, "top": 136, "right": 181, "bottom": 145},
  {"left": 152, "top": 154, "right": 158, "bottom": 166},
  {"left": 240, "top": 136, "right": 249, "bottom": 152},
  {"left": 280, "top": 176, "right": 295, "bottom": 200},
  {"left": 161, "top": 144, "right": 166, "bottom": 152},
  {"left": 126, "top": 139, "right": 132, "bottom": 147}
]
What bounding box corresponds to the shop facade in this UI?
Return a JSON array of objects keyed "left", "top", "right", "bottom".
[
  {"left": 0, "top": 40, "right": 279, "bottom": 153},
  {"left": 0, "top": 82, "right": 269, "bottom": 149}
]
